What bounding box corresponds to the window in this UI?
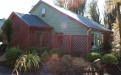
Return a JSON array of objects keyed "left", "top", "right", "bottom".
[{"left": 42, "top": 8, "right": 45, "bottom": 17}]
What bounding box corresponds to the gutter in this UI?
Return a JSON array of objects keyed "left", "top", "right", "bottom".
[{"left": 87, "top": 28, "right": 91, "bottom": 35}]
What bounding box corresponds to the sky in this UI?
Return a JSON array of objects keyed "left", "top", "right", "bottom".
[
  {"left": 0, "top": 0, "right": 40, "bottom": 19},
  {"left": 0, "top": 0, "right": 104, "bottom": 19}
]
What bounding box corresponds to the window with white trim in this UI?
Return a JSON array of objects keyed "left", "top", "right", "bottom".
[{"left": 42, "top": 8, "right": 45, "bottom": 17}]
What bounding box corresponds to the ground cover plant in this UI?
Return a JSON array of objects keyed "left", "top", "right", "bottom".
[
  {"left": 27, "top": 46, "right": 50, "bottom": 56},
  {"left": 49, "top": 48, "right": 64, "bottom": 57}
]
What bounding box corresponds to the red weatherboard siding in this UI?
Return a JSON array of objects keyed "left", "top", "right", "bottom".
[
  {"left": 103, "top": 32, "right": 112, "bottom": 52},
  {"left": 6, "top": 14, "right": 30, "bottom": 49}
]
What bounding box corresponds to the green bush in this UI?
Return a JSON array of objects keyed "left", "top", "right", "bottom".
[
  {"left": 15, "top": 54, "right": 43, "bottom": 72},
  {"left": 41, "top": 50, "right": 50, "bottom": 62},
  {"left": 37, "top": 47, "right": 50, "bottom": 56},
  {"left": 5, "top": 46, "right": 22, "bottom": 65},
  {"left": 0, "top": 34, "right": 2, "bottom": 41},
  {"left": 27, "top": 46, "right": 40, "bottom": 54},
  {"left": 49, "top": 48, "right": 64, "bottom": 57},
  {"left": 111, "top": 51, "right": 120, "bottom": 61},
  {"left": 0, "top": 44, "right": 7, "bottom": 53},
  {"left": 86, "top": 52, "right": 102, "bottom": 62},
  {"left": 107, "top": 41, "right": 113, "bottom": 52},
  {"left": 102, "top": 54, "right": 117, "bottom": 64},
  {"left": 27, "top": 46, "right": 50, "bottom": 56}
]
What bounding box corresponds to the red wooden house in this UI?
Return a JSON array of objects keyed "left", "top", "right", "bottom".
[
  {"left": 2, "top": 12, "right": 53, "bottom": 49},
  {"left": 2, "top": 0, "right": 113, "bottom": 56}
]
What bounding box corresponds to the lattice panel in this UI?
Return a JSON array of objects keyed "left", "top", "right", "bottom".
[
  {"left": 71, "top": 35, "right": 90, "bottom": 57},
  {"left": 31, "top": 35, "right": 36, "bottom": 46},
  {"left": 44, "top": 34, "right": 53, "bottom": 48},
  {"left": 53, "top": 35, "right": 70, "bottom": 54},
  {"left": 31, "top": 34, "right": 91, "bottom": 57}
]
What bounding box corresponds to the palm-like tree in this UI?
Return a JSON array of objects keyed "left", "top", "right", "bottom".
[
  {"left": 105, "top": 0, "right": 121, "bottom": 58},
  {"left": 2, "top": 19, "right": 14, "bottom": 46},
  {"left": 105, "top": 0, "right": 121, "bottom": 38}
]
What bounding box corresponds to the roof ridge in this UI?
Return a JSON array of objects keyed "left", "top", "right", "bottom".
[
  {"left": 29, "top": 0, "right": 112, "bottom": 32},
  {"left": 14, "top": 12, "right": 30, "bottom": 25}
]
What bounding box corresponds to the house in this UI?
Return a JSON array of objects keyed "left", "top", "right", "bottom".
[
  {"left": 0, "top": 19, "right": 4, "bottom": 34},
  {"left": 29, "top": 0, "right": 112, "bottom": 52},
  {"left": 2, "top": 12, "right": 53, "bottom": 49},
  {"left": 2, "top": 0, "right": 112, "bottom": 55}
]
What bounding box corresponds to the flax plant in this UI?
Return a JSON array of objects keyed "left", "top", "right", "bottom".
[{"left": 15, "top": 54, "right": 43, "bottom": 72}]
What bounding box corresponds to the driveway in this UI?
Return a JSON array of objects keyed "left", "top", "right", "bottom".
[
  {"left": 0, "top": 66, "right": 53, "bottom": 75},
  {"left": 0, "top": 65, "right": 121, "bottom": 75},
  {"left": 0, "top": 66, "right": 12, "bottom": 75}
]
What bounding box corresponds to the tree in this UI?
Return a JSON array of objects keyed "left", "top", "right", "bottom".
[
  {"left": 105, "top": 0, "right": 121, "bottom": 58},
  {"left": 2, "top": 19, "right": 14, "bottom": 46},
  {"left": 69, "top": 2, "right": 86, "bottom": 16},
  {"left": 88, "top": 0, "right": 100, "bottom": 24},
  {"left": 104, "top": 8, "right": 117, "bottom": 30},
  {"left": 58, "top": 0, "right": 86, "bottom": 9},
  {"left": 53, "top": 0, "right": 87, "bottom": 16},
  {"left": 105, "top": 0, "right": 121, "bottom": 38}
]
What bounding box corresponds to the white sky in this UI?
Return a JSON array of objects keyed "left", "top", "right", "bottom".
[
  {"left": 0, "top": 0, "right": 39, "bottom": 19},
  {"left": 0, "top": 0, "right": 104, "bottom": 19}
]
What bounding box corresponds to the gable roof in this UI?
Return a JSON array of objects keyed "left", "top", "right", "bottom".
[
  {"left": 0, "top": 19, "right": 3, "bottom": 22},
  {"left": 14, "top": 12, "right": 52, "bottom": 28},
  {"left": 29, "top": 0, "right": 112, "bottom": 32}
]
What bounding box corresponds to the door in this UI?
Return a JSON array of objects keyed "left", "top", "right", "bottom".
[{"left": 91, "top": 32, "right": 103, "bottom": 53}]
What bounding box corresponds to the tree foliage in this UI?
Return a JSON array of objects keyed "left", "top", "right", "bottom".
[
  {"left": 88, "top": 0, "right": 100, "bottom": 24},
  {"left": 2, "top": 19, "right": 14, "bottom": 46},
  {"left": 53, "top": 0, "right": 86, "bottom": 16},
  {"left": 104, "top": 0, "right": 121, "bottom": 58},
  {"left": 105, "top": 0, "right": 121, "bottom": 36},
  {"left": 104, "top": 10, "right": 117, "bottom": 30}
]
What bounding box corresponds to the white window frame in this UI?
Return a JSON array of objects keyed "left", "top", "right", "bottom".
[{"left": 42, "top": 8, "right": 45, "bottom": 14}]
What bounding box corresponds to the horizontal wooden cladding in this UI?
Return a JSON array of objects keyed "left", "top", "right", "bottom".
[{"left": 30, "top": 26, "right": 53, "bottom": 30}]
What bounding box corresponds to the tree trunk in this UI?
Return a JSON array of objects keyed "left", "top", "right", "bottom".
[
  {"left": 117, "top": 3, "right": 121, "bottom": 58},
  {"left": 117, "top": 3, "right": 121, "bottom": 39}
]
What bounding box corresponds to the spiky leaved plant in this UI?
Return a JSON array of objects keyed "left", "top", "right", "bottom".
[{"left": 15, "top": 54, "right": 43, "bottom": 72}]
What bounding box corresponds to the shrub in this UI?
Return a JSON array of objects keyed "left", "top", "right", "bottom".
[
  {"left": 27, "top": 46, "right": 40, "bottom": 54},
  {"left": 5, "top": 46, "right": 22, "bottom": 65},
  {"left": 41, "top": 50, "right": 50, "bottom": 62},
  {"left": 0, "top": 44, "right": 7, "bottom": 53},
  {"left": 50, "top": 53, "right": 61, "bottom": 61},
  {"left": 15, "top": 54, "right": 43, "bottom": 72},
  {"left": 49, "top": 48, "right": 64, "bottom": 57},
  {"left": 111, "top": 51, "right": 120, "bottom": 61},
  {"left": 102, "top": 54, "right": 117, "bottom": 64},
  {"left": 61, "top": 55, "right": 72, "bottom": 66},
  {"left": 0, "top": 34, "right": 2, "bottom": 41},
  {"left": 37, "top": 47, "right": 50, "bottom": 56},
  {"left": 86, "top": 52, "right": 102, "bottom": 62},
  {"left": 27, "top": 46, "right": 49, "bottom": 56}
]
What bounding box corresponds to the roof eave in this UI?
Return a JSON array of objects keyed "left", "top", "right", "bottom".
[
  {"left": 29, "top": 1, "right": 41, "bottom": 13},
  {"left": 30, "top": 26, "right": 53, "bottom": 30},
  {"left": 29, "top": 0, "right": 111, "bottom": 32},
  {"left": 91, "top": 27, "right": 113, "bottom": 33}
]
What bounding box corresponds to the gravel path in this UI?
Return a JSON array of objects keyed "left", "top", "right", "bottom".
[
  {"left": 0, "top": 65, "right": 121, "bottom": 75},
  {"left": 0, "top": 64, "right": 54, "bottom": 75}
]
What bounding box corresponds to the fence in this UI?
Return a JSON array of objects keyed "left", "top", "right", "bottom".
[{"left": 31, "top": 34, "right": 91, "bottom": 57}]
